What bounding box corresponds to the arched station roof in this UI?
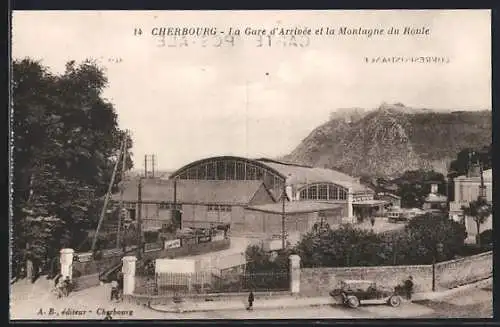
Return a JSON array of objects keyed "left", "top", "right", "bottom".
[
  {"left": 170, "top": 156, "right": 371, "bottom": 193},
  {"left": 170, "top": 156, "right": 287, "bottom": 180}
]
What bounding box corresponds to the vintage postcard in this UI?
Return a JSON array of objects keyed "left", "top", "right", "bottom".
[{"left": 10, "top": 10, "right": 492, "bottom": 320}]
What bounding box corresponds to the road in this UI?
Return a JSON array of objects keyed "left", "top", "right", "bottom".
[{"left": 10, "top": 277, "right": 492, "bottom": 320}]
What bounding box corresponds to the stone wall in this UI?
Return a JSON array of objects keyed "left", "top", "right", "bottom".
[
  {"left": 299, "top": 251, "right": 493, "bottom": 296},
  {"left": 435, "top": 251, "right": 492, "bottom": 290},
  {"left": 142, "top": 238, "right": 230, "bottom": 261},
  {"left": 73, "top": 255, "right": 121, "bottom": 277},
  {"left": 73, "top": 273, "right": 101, "bottom": 291},
  {"left": 300, "top": 265, "right": 433, "bottom": 296},
  {"left": 73, "top": 239, "right": 230, "bottom": 278}
]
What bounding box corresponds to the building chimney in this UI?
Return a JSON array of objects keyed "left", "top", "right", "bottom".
[{"left": 431, "top": 183, "right": 438, "bottom": 194}]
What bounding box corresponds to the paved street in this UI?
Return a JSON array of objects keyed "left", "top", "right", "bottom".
[
  {"left": 10, "top": 277, "right": 492, "bottom": 320},
  {"left": 415, "top": 284, "right": 493, "bottom": 318},
  {"left": 170, "top": 303, "right": 434, "bottom": 319}
]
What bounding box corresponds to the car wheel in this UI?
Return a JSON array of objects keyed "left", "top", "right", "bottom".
[
  {"left": 346, "top": 296, "right": 360, "bottom": 308},
  {"left": 388, "top": 295, "right": 402, "bottom": 307}
]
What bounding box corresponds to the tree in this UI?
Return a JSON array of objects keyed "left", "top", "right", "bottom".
[
  {"left": 294, "top": 214, "right": 467, "bottom": 268},
  {"left": 478, "top": 229, "right": 493, "bottom": 247},
  {"left": 245, "top": 245, "right": 290, "bottom": 273},
  {"left": 403, "top": 213, "right": 467, "bottom": 263},
  {"left": 392, "top": 170, "right": 446, "bottom": 208},
  {"left": 12, "top": 58, "right": 133, "bottom": 277},
  {"left": 448, "top": 145, "right": 491, "bottom": 179},
  {"left": 461, "top": 197, "right": 492, "bottom": 247},
  {"left": 295, "top": 225, "right": 385, "bottom": 268}
]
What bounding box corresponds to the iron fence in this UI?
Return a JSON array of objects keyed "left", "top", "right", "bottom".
[{"left": 135, "top": 270, "right": 290, "bottom": 296}]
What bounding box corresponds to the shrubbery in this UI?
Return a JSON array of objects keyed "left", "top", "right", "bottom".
[
  {"left": 479, "top": 229, "right": 493, "bottom": 246},
  {"left": 293, "top": 213, "right": 468, "bottom": 268},
  {"left": 245, "top": 245, "right": 291, "bottom": 273}
]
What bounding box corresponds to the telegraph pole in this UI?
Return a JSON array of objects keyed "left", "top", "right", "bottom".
[
  {"left": 116, "top": 133, "right": 128, "bottom": 249},
  {"left": 137, "top": 178, "right": 143, "bottom": 259},
  {"left": 91, "top": 139, "right": 124, "bottom": 253},
  {"left": 479, "top": 161, "right": 487, "bottom": 200},
  {"left": 172, "top": 178, "right": 180, "bottom": 230},
  {"left": 152, "top": 154, "right": 155, "bottom": 178},
  {"left": 144, "top": 155, "right": 148, "bottom": 178},
  {"left": 281, "top": 183, "right": 286, "bottom": 250}
]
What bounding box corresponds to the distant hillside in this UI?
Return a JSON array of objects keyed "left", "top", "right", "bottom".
[{"left": 283, "top": 104, "right": 491, "bottom": 178}]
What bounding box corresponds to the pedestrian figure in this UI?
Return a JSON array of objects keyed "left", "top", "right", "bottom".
[
  {"left": 110, "top": 277, "right": 120, "bottom": 302},
  {"left": 247, "top": 291, "right": 254, "bottom": 310},
  {"left": 404, "top": 276, "right": 414, "bottom": 300},
  {"left": 117, "top": 272, "right": 124, "bottom": 301},
  {"left": 62, "top": 276, "right": 72, "bottom": 297},
  {"left": 55, "top": 276, "right": 65, "bottom": 298},
  {"left": 54, "top": 274, "right": 62, "bottom": 289}
]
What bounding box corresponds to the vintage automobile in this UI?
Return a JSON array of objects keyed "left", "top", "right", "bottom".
[{"left": 329, "top": 279, "right": 402, "bottom": 308}]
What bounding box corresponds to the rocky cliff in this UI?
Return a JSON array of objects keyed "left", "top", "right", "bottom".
[{"left": 283, "top": 104, "right": 491, "bottom": 178}]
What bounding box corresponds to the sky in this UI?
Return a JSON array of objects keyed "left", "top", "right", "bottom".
[{"left": 12, "top": 10, "right": 491, "bottom": 171}]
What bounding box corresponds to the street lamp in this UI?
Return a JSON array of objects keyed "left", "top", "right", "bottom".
[
  {"left": 281, "top": 183, "right": 287, "bottom": 250},
  {"left": 432, "top": 242, "right": 444, "bottom": 292}
]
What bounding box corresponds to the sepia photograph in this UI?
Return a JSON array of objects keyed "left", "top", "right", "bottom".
[{"left": 9, "top": 9, "right": 492, "bottom": 320}]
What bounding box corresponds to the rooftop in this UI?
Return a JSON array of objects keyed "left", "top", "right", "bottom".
[
  {"left": 455, "top": 169, "right": 492, "bottom": 181},
  {"left": 256, "top": 159, "right": 371, "bottom": 193},
  {"left": 376, "top": 192, "right": 401, "bottom": 199},
  {"left": 424, "top": 193, "right": 448, "bottom": 202},
  {"left": 112, "top": 179, "right": 274, "bottom": 205},
  {"left": 246, "top": 201, "right": 342, "bottom": 214},
  {"left": 352, "top": 200, "right": 389, "bottom": 207}
]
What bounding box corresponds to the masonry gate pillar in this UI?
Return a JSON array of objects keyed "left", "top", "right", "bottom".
[
  {"left": 60, "top": 248, "right": 74, "bottom": 280},
  {"left": 122, "top": 256, "right": 137, "bottom": 295},
  {"left": 289, "top": 254, "right": 301, "bottom": 294}
]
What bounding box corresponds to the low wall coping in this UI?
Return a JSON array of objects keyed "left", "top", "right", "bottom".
[
  {"left": 302, "top": 264, "right": 433, "bottom": 270},
  {"left": 301, "top": 251, "right": 492, "bottom": 271},
  {"left": 129, "top": 290, "right": 291, "bottom": 301},
  {"left": 435, "top": 251, "right": 492, "bottom": 267}
]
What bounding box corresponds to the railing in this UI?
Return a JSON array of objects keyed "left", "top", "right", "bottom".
[
  {"left": 136, "top": 270, "right": 290, "bottom": 297},
  {"left": 449, "top": 201, "right": 470, "bottom": 212},
  {"left": 144, "top": 242, "right": 163, "bottom": 252},
  {"left": 182, "top": 220, "right": 229, "bottom": 230}
]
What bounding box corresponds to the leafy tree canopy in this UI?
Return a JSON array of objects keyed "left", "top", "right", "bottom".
[
  {"left": 12, "top": 58, "right": 133, "bottom": 276},
  {"left": 391, "top": 170, "right": 446, "bottom": 208},
  {"left": 448, "top": 145, "right": 491, "bottom": 178},
  {"left": 292, "top": 213, "right": 467, "bottom": 268}
]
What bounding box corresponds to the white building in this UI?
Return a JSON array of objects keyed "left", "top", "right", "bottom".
[{"left": 449, "top": 165, "right": 492, "bottom": 242}]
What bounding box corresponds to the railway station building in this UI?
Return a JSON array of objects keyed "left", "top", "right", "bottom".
[{"left": 114, "top": 156, "right": 385, "bottom": 240}]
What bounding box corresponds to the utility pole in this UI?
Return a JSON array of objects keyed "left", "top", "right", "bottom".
[
  {"left": 152, "top": 154, "right": 155, "bottom": 178},
  {"left": 479, "top": 161, "right": 487, "bottom": 201},
  {"left": 281, "top": 183, "right": 286, "bottom": 250},
  {"left": 144, "top": 155, "right": 148, "bottom": 178},
  {"left": 172, "top": 178, "right": 180, "bottom": 230},
  {"left": 137, "top": 177, "right": 143, "bottom": 259},
  {"left": 116, "top": 132, "right": 128, "bottom": 249},
  {"left": 91, "top": 140, "right": 124, "bottom": 253}
]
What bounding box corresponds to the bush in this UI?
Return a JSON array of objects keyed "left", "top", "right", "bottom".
[
  {"left": 245, "top": 245, "right": 290, "bottom": 273},
  {"left": 295, "top": 225, "right": 386, "bottom": 268},
  {"left": 403, "top": 213, "right": 467, "bottom": 263},
  {"left": 479, "top": 229, "right": 493, "bottom": 246},
  {"left": 294, "top": 213, "right": 467, "bottom": 268},
  {"left": 144, "top": 231, "right": 159, "bottom": 243}
]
